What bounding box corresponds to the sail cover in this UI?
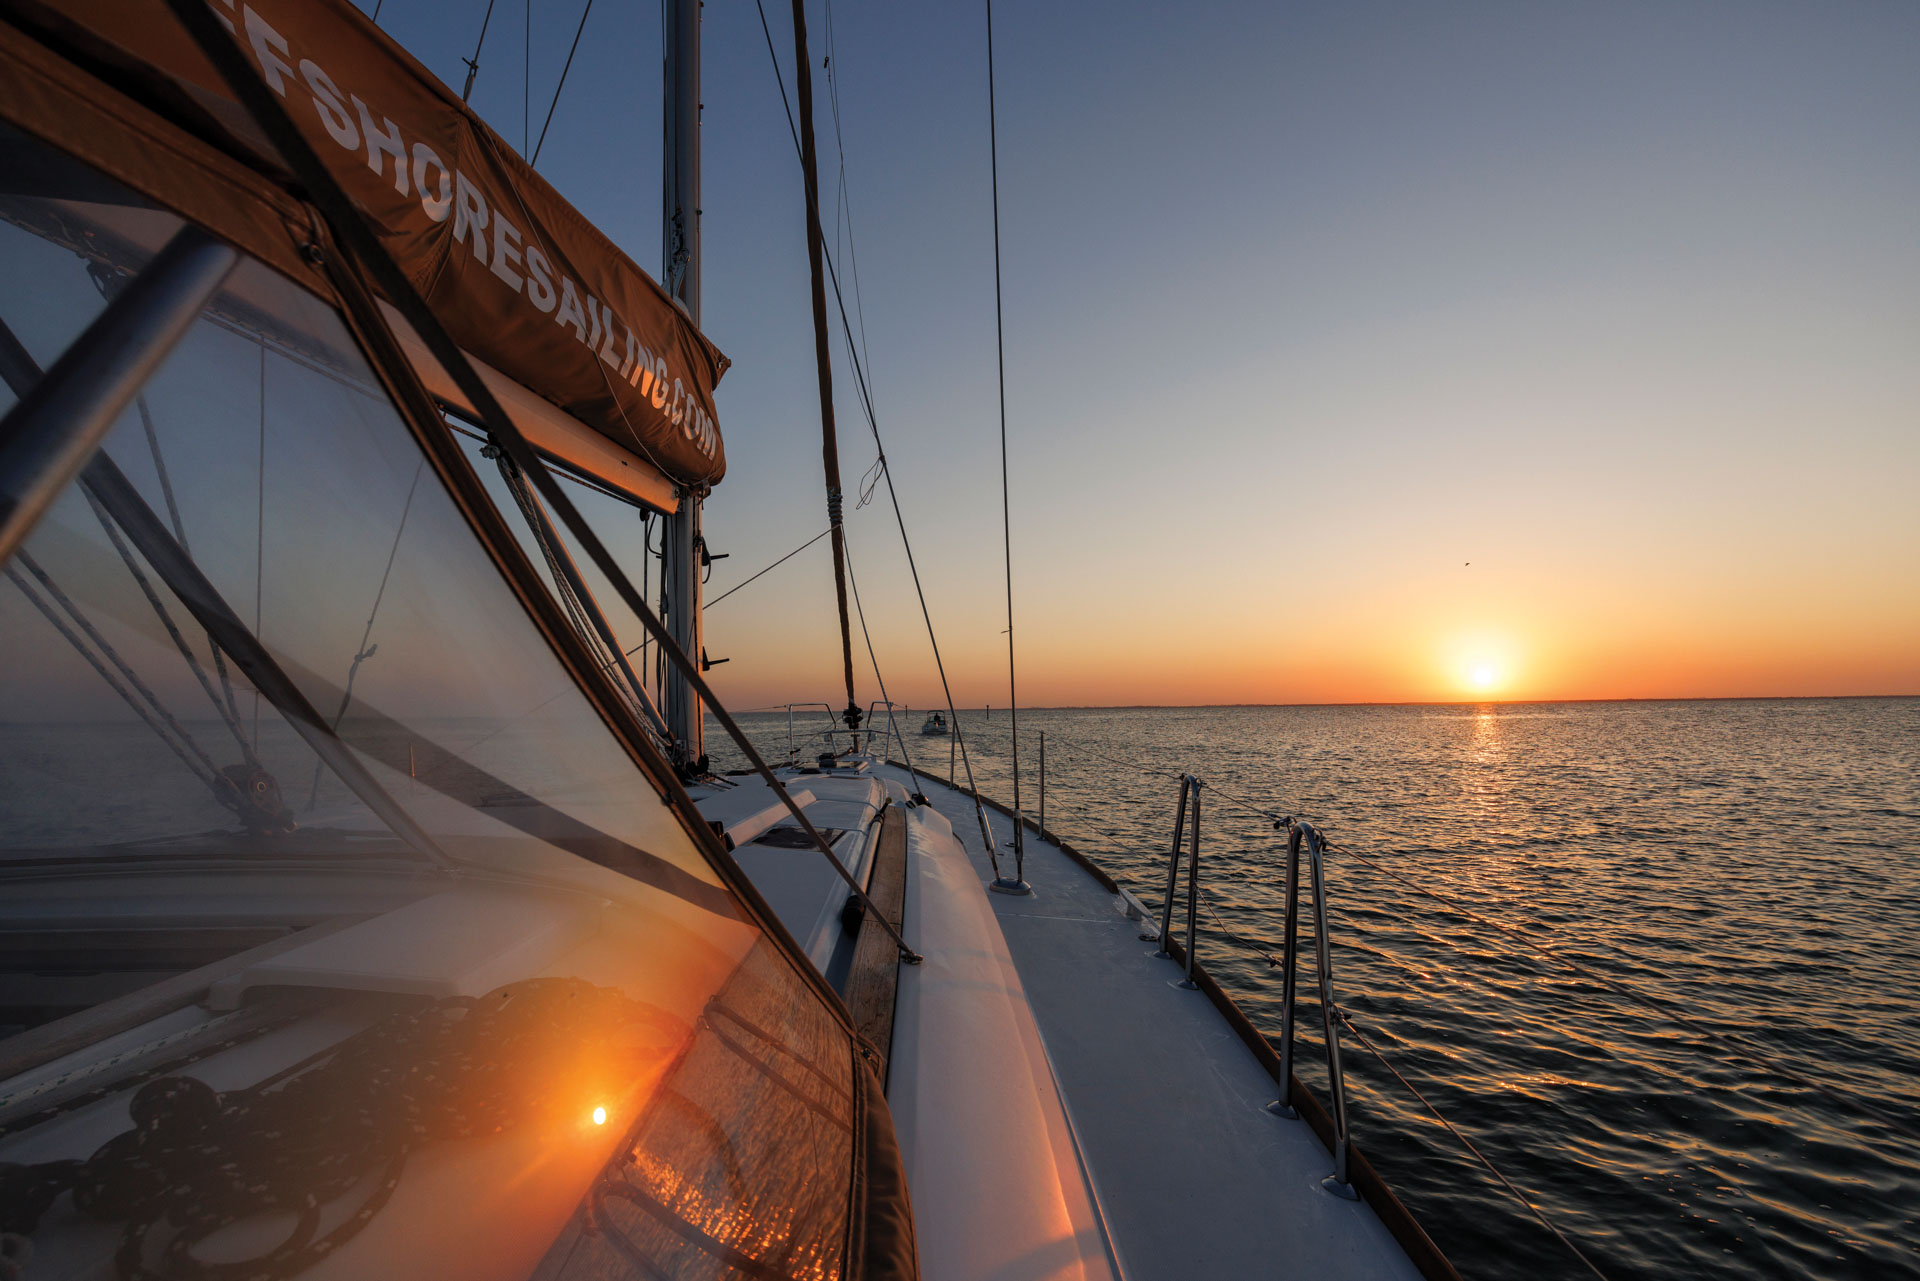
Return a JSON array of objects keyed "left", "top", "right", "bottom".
[{"left": 12, "top": 0, "right": 728, "bottom": 489}]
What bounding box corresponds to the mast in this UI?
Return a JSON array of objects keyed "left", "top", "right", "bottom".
[
  {"left": 661, "top": 0, "right": 704, "bottom": 771},
  {"left": 790, "top": 0, "right": 863, "bottom": 750}
]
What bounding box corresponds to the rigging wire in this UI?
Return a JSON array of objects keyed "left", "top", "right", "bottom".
[
  {"left": 6, "top": 569, "right": 204, "bottom": 783},
  {"left": 0, "top": 314, "right": 254, "bottom": 815},
  {"left": 492, "top": 451, "right": 665, "bottom": 741},
  {"left": 461, "top": 0, "right": 500, "bottom": 101},
  {"left": 138, "top": 395, "right": 246, "bottom": 733},
  {"left": 638, "top": 508, "right": 651, "bottom": 687},
  {"left": 750, "top": 0, "right": 884, "bottom": 470},
  {"left": 853, "top": 453, "right": 883, "bottom": 510},
  {"left": 71, "top": 272, "right": 261, "bottom": 765},
  {"left": 983, "top": 0, "right": 1025, "bottom": 884},
  {"left": 751, "top": 0, "right": 1004, "bottom": 875},
  {"left": 164, "top": 0, "right": 918, "bottom": 955},
  {"left": 253, "top": 344, "right": 265, "bottom": 750},
  {"left": 306, "top": 459, "right": 426, "bottom": 811},
  {"left": 524, "top": 0, "right": 531, "bottom": 153},
  {"left": 703, "top": 527, "right": 833, "bottom": 610},
  {"left": 8, "top": 553, "right": 224, "bottom": 789},
  {"left": 841, "top": 532, "right": 927, "bottom": 796},
  {"left": 531, "top": 0, "right": 594, "bottom": 166},
  {"left": 822, "top": 0, "right": 876, "bottom": 396},
  {"left": 79, "top": 483, "right": 260, "bottom": 769}
]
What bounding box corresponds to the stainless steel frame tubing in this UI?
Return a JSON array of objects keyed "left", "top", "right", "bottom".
[
  {"left": 1178, "top": 778, "right": 1203, "bottom": 989},
  {"left": 1154, "top": 774, "right": 1193, "bottom": 955},
  {"left": 1038, "top": 730, "right": 1045, "bottom": 836},
  {"left": 1306, "top": 824, "right": 1358, "bottom": 1197},
  {"left": 0, "top": 226, "right": 237, "bottom": 566},
  {"left": 1267, "top": 824, "right": 1304, "bottom": 1119},
  {"left": 784, "top": 702, "right": 834, "bottom": 765},
  {"left": 1267, "top": 818, "right": 1357, "bottom": 1195}
]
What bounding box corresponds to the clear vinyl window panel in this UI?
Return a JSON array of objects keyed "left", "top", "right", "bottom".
[
  {"left": 0, "top": 130, "right": 856, "bottom": 1281},
  {"left": 457, "top": 431, "right": 674, "bottom": 753}
]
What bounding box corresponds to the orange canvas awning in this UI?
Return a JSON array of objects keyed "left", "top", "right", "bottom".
[{"left": 12, "top": 0, "right": 728, "bottom": 491}]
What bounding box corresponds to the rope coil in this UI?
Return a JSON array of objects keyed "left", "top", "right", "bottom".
[{"left": 1, "top": 979, "right": 675, "bottom": 1281}]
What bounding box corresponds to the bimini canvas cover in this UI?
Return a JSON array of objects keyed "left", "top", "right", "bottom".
[{"left": 16, "top": 0, "right": 728, "bottom": 490}]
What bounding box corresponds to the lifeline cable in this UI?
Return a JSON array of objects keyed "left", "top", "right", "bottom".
[
  {"left": 926, "top": 716, "right": 1918, "bottom": 1258},
  {"left": 1329, "top": 848, "right": 1920, "bottom": 1144},
  {"left": 1182, "top": 875, "right": 1613, "bottom": 1276},
  {"left": 1005, "top": 723, "right": 1920, "bottom": 1145},
  {"left": 913, "top": 734, "right": 1609, "bottom": 1277},
  {"left": 1335, "top": 1008, "right": 1612, "bottom": 1281}
]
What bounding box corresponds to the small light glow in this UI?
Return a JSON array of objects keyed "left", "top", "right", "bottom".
[{"left": 592, "top": 1106, "right": 607, "bottom": 1126}]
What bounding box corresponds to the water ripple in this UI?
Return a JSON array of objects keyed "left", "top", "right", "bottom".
[{"left": 721, "top": 697, "right": 1920, "bottom": 1281}]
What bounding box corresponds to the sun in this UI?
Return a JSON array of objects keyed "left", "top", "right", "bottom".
[{"left": 1438, "top": 629, "right": 1522, "bottom": 699}]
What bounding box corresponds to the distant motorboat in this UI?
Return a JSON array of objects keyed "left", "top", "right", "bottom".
[{"left": 921, "top": 711, "right": 950, "bottom": 736}]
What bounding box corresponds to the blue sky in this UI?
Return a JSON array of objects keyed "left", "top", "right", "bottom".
[{"left": 362, "top": 0, "right": 1920, "bottom": 706}]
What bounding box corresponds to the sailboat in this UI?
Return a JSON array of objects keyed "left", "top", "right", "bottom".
[{"left": 0, "top": 2, "right": 1452, "bottom": 1277}]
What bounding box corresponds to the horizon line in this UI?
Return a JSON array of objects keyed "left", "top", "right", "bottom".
[{"left": 719, "top": 691, "right": 1919, "bottom": 714}]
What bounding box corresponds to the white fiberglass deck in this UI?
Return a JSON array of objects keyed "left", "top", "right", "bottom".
[{"left": 876, "top": 764, "right": 1423, "bottom": 1281}]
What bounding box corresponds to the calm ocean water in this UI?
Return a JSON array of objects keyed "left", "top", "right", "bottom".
[{"left": 722, "top": 699, "right": 1920, "bottom": 1281}]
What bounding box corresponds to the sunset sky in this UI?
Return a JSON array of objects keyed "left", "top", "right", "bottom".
[{"left": 370, "top": 0, "right": 1920, "bottom": 708}]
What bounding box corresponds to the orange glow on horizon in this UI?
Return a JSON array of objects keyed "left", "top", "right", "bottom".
[{"left": 699, "top": 560, "right": 1920, "bottom": 708}]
